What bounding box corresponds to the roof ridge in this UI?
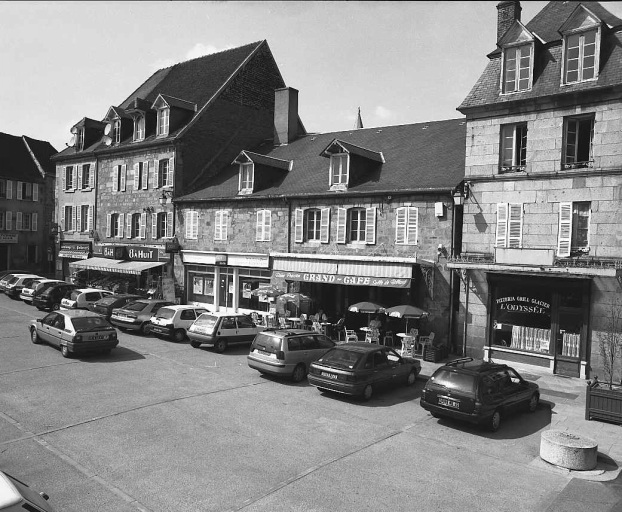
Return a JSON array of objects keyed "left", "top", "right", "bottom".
[{"left": 160, "top": 40, "right": 265, "bottom": 72}]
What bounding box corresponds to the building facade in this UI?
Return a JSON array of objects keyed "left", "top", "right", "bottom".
[{"left": 451, "top": 1, "right": 622, "bottom": 378}]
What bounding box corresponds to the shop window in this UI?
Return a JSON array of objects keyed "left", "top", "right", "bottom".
[
  {"left": 64, "top": 166, "right": 75, "bottom": 191},
  {"left": 557, "top": 201, "right": 590, "bottom": 257},
  {"left": 113, "top": 164, "right": 127, "bottom": 192},
  {"left": 499, "top": 123, "right": 527, "bottom": 173},
  {"left": 395, "top": 206, "right": 418, "bottom": 245},
  {"left": 329, "top": 154, "right": 349, "bottom": 189},
  {"left": 563, "top": 29, "right": 598, "bottom": 84},
  {"left": 502, "top": 44, "right": 532, "bottom": 93},
  {"left": 214, "top": 210, "right": 228, "bottom": 241},
  {"left": 256, "top": 210, "right": 271, "bottom": 242},
  {"left": 495, "top": 203, "right": 523, "bottom": 248},
  {"left": 185, "top": 210, "right": 199, "bottom": 240},
  {"left": 563, "top": 116, "right": 594, "bottom": 170},
  {"left": 191, "top": 273, "right": 215, "bottom": 305}
]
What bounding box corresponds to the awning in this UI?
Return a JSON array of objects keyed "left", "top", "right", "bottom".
[
  {"left": 69, "top": 257, "right": 166, "bottom": 275},
  {"left": 58, "top": 250, "right": 90, "bottom": 260}
]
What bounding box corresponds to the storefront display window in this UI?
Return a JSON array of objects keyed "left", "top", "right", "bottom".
[{"left": 190, "top": 272, "right": 215, "bottom": 305}]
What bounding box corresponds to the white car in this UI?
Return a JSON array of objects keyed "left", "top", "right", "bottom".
[
  {"left": 149, "top": 305, "right": 209, "bottom": 342},
  {"left": 20, "top": 279, "right": 64, "bottom": 304},
  {"left": 60, "top": 288, "right": 114, "bottom": 310},
  {"left": 4, "top": 274, "right": 43, "bottom": 299}
]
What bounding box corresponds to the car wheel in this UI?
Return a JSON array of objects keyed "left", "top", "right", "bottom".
[
  {"left": 30, "top": 328, "right": 40, "bottom": 344},
  {"left": 190, "top": 341, "right": 201, "bottom": 348},
  {"left": 52, "top": 303, "right": 60, "bottom": 311},
  {"left": 528, "top": 393, "right": 540, "bottom": 412},
  {"left": 173, "top": 329, "right": 186, "bottom": 343},
  {"left": 140, "top": 323, "right": 152, "bottom": 335},
  {"left": 406, "top": 369, "right": 417, "bottom": 386},
  {"left": 36, "top": 306, "right": 44, "bottom": 311},
  {"left": 292, "top": 364, "right": 306, "bottom": 383},
  {"left": 215, "top": 338, "right": 227, "bottom": 353},
  {"left": 489, "top": 410, "right": 501, "bottom": 432},
  {"left": 61, "top": 345, "right": 71, "bottom": 358},
  {"left": 362, "top": 384, "right": 373, "bottom": 401}
]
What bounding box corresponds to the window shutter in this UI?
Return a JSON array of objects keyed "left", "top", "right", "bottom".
[
  {"left": 76, "top": 204, "right": 82, "bottom": 232},
  {"left": 126, "top": 213, "right": 132, "bottom": 238},
  {"left": 113, "top": 166, "right": 119, "bottom": 193},
  {"left": 120, "top": 164, "right": 126, "bottom": 192},
  {"left": 336, "top": 207, "right": 347, "bottom": 244},
  {"left": 214, "top": 211, "right": 221, "bottom": 240},
  {"left": 495, "top": 203, "right": 509, "bottom": 247},
  {"left": 62, "top": 170, "right": 67, "bottom": 192},
  {"left": 557, "top": 202, "right": 573, "bottom": 257},
  {"left": 222, "top": 211, "right": 229, "bottom": 240},
  {"left": 294, "top": 209, "right": 304, "bottom": 243},
  {"left": 17, "top": 182, "right": 23, "bottom": 200},
  {"left": 154, "top": 160, "right": 160, "bottom": 188},
  {"left": 72, "top": 206, "right": 77, "bottom": 232},
  {"left": 407, "top": 207, "right": 418, "bottom": 245},
  {"left": 118, "top": 213, "right": 124, "bottom": 238},
  {"left": 320, "top": 207, "right": 330, "bottom": 244},
  {"left": 106, "top": 213, "right": 111, "bottom": 238},
  {"left": 149, "top": 160, "right": 155, "bottom": 189},
  {"left": 72, "top": 168, "right": 76, "bottom": 190},
  {"left": 192, "top": 211, "right": 199, "bottom": 239},
  {"left": 6, "top": 181, "right": 11, "bottom": 199},
  {"left": 6, "top": 211, "right": 12, "bottom": 231},
  {"left": 365, "top": 207, "right": 376, "bottom": 245},
  {"left": 141, "top": 161, "right": 148, "bottom": 189},
  {"left": 185, "top": 212, "right": 191, "bottom": 239},
  {"left": 31, "top": 213, "right": 37, "bottom": 231},
  {"left": 265, "top": 210, "right": 271, "bottom": 241},
  {"left": 33, "top": 183, "right": 38, "bottom": 202},
  {"left": 152, "top": 212, "right": 158, "bottom": 239},
  {"left": 166, "top": 212, "right": 173, "bottom": 238},
  {"left": 255, "top": 211, "right": 263, "bottom": 241},
  {"left": 87, "top": 205, "right": 93, "bottom": 231},
  {"left": 16, "top": 212, "right": 22, "bottom": 231},
  {"left": 168, "top": 158, "right": 174, "bottom": 188},
  {"left": 60, "top": 208, "right": 65, "bottom": 232},
  {"left": 77, "top": 168, "right": 83, "bottom": 190},
  {"left": 89, "top": 165, "right": 95, "bottom": 189},
  {"left": 133, "top": 163, "right": 139, "bottom": 190},
  {"left": 507, "top": 203, "right": 523, "bottom": 248},
  {"left": 395, "top": 207, "right": 407, "bottom": 244},
  {"left": 140, "top": 213, "right": 146, "bottom": 239}
]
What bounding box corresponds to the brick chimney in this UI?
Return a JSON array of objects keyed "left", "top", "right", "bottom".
[
  {"left": 497, "top": 1, "right": 521, "bottom": 42},
  {"left": 274, "top": 87, "right": 299, "bottom": 145}
]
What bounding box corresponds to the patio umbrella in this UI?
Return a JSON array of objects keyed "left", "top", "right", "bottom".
[
  {"left": 348, "top": 301, "right": 386, "bottom": 324},
  {"left": 279, "top": 292, "right": 312, "bottom": 316},
  {"left": 250, "top": 285, "right": 285, "bottom": 298},
  {"left": 385, "top": 304, "right": 429, "bottom": 332}
]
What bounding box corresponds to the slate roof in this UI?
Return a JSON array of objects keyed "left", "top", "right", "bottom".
[
  {"left": 459, "top": 1, "right": 622, "bottom": 112},
  {"left": 0, "top": 132, "right": 57, "bottom": 181},
  {"left": 176, "top": 119, "right": 466, "bottom": 202}
]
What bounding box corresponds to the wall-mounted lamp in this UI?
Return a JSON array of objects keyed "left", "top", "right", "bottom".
[
  {"left": 452, "top": 181, "right": 471, "bottom": 206},
  {"left": 89, "top": 230, "right": 100, "bottom": 242},
  {"left": 143, "top": 206, "right": 154, "bottom": 214},
  {"left": 437, "top": 243, "right": 448, "bottom": 261},
  {"left": 159, "top": 189, "right": 173, "bottom": 206}
]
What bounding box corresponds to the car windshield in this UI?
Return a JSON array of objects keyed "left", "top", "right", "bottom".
[
  {"left": 430, "top": 369, "right": 476, "bottom": 394},
  {"left": 72, "top": 316, "right": 112, "bottom": 331},
  {"left": 7, "top": 277, "right": 18, "bottom": 285},
  {"left": 23, "top": 278, "right": 39, "bottom": 287},
  {"left": 316, "top": 348, "right": 363, "bottom": 369},
  {"left": 124, "top": 301, "right": 148, "bottom": 312},
  {"left": 156, "top": 308, "right": 175, "bottom": 320},
  {"left": 193, "top": 314, "right": 218, "bottom": 329}
]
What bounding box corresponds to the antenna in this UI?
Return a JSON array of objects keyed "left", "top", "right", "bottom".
[
  {"left": 104, "top": 123, "right": 112, "bottom": 136},
  {"left": 70, "top": 126, "right": 78, "bottom": 134},
  {"left": 102, "top": 135, "right": 112, "bottom": 146},
  {"left": 69, "top": 135, "right": 76, "bottom": 146}
]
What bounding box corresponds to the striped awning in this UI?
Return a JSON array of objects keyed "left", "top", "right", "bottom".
[{"left": 69, "top": 257, "right": 165, "bottom": 275}]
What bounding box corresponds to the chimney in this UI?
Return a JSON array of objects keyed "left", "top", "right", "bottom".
[
  {"left": 496, "top": 1, "right": 521, "bottom": 42},
  {"left": 274, "top": 87, "right": 299, "bottom": 145}
]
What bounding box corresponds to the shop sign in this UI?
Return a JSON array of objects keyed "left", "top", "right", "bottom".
[
  {"left": 496, "top": 296, "right": 551, "bottom": 315},
  {"left": 273, "top": 271, "right": 410, "bottom": 288},
  {"left": 127, "top": 246, "right": 158, "bottom": 261},
  {"left": 103, "top": 246, "right": 127, "bottom": 259},
  {"left": 0, "top": 234, "right": 18, "bottom": 243},
  {"left": 60, "top": 242, "right": 91, "bottom": 252}
]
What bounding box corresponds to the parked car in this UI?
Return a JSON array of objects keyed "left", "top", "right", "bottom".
[
  {"left": 0, "top": 270, "right": 30, "bottom": 286},
  {"left": 0, "top": 273, "right": 29, "bottom": 294},
  {"left": 248, "top": 329, "right": 336, "bottom": 382},
  {"left": 0, "top": 470, "right": 56, "bottom": 511},
  {"left": 60, "top": 288, "right": 114, "bottom": 310},
  {"left": 4, "top": 274, "right": 43, "bottom": 299},
  {"left": 32, "top": 283, "right": 79, "bottom": 311},
  {"left": 419, "top": 357, "right": 540, "bottom": 432},
  {"left": 149, "top": 305, "right": 209, "bottom": 342},
  {"left": 307, "top": 342, "right": 421, "bottom": 400},
  {"left": 88, "top": 294, "right": 142, "bottom": 320},
  {"left": 20, "top": 279, "right": 64, "bottom": 304},
  {"left": 109, "top": 299, "right": 174, "bottom": 334},
  {"left": 189, "top": 312, "right": 265, "bottom": 353},
  {"left": 29, "top": 309, "right": 118, "bottom": 358}
]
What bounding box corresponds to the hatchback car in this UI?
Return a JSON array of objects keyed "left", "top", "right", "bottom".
[
  {"left": 0, "top": 470, "right": 56, "bottom": 511},
  {"left": 248, "top": 329, "right": 336, "bottom": 382},
  {"left": 109, "top": 299, "right": 174, "bottom": 334},
  {"left": 88, "top": 294, "right": 142, "bottom": 320},
  {"left": 29, "top": 309, "right": 119, "bottom": 358},
  {"left": 308, "top": 342, "right": 421, "bottom": 400},
  {"left": 0, "top": 273, "right": 29, "bottom": 293},
  {"left": 60, "top": 288, "right": 114, "bottom": 310},
  {"left": 419, "top": 357, "right": 540, "bottom": 432},
  {"left": 20, "top": 279, "right": 65, "bottom": 304},
  {"left": 32, "top": 283, "right": 79, "bottom": 311},
  {"left": 189, "top": 312, "right": 265, "bottom": 353},
  {"left": 4, "top": 274, "right": 43, "bottom": 299},
  {"left": 149, "top": 305, "right": 209, "bottom": 342}
]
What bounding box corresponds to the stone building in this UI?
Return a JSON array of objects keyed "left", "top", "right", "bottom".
[
  {"left": 52, "top": 41, "right": 292, "bottom": 296},
  {"left": 450, "top": 1, "right": 622, "bottom": 378},
  {"left": 0, "top": 132, "right": 57, "bottom": 273},
  {"left": 176, "top": 88, "right": 466, "bottom": 348}
]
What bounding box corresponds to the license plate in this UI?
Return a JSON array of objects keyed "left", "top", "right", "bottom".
[
  {"left": 255, "top": 349, "right": 273, "bottom": 357},
  {"left": 438, "top": 397, "right": 459, "bottom": 409},
  {"left": 321, "top": 372, "right": 338, "bottom": 380}
]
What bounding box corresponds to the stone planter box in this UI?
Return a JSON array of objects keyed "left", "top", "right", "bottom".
[
  {"left": 423, "top": 344, "right": 448, "bottom": 363},
  {"left": 585, "top": 380, "right": 622, "bottom": 425}
]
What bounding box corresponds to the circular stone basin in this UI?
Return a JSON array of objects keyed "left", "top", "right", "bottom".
[{"left": 540, "top": 430, "right": 598, "bottom": 470}]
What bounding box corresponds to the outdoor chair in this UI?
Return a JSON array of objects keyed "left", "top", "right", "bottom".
[
  {"left": 418, "top": 332, "right": 435, "bottom": 354},
  {"left": 401, "top": 336, "right": 415, "bottom": 357},
  {"left": 383, "top": 331, "right": 394, "bottom": 347},
  {"left": 312, "top": 321, "right": 323, "bottom": 333},
  {"left": 345, "top": 329, "right": 359, "bottom": 343},
  {"left": 365, "top": 327, "right": 380, "bottom": 343},
  {"left": 278, "top": 317, "right": 289, "bottom": 329}
]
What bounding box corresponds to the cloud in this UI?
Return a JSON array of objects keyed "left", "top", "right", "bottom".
[
  {"left": 374, "top": 105, "right": 394, "bottom": 120},
  {"left": 151, "top": 43, "right": 233, "bottom": 70}
]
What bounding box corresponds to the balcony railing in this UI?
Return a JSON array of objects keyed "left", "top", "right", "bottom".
[
  {"left": 498, "top": 165, "right": 526, "bottom": 174},
  {"left": 561, "top": 160, "right": 594, "bottom": 171}
]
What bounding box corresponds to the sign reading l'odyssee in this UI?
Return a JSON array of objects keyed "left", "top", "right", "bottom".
[
  {"left": 272, "top": 271, "right": 410, "bottom": 288},
  {"left": 496, "top": 296, "right": 550, "bottom": 315}
]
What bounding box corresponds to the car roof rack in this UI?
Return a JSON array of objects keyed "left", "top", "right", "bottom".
[{"left": 444, "top": 357, "right": 474, "bottom": 367}]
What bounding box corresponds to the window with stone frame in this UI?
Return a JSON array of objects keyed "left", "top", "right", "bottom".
[
  {"left": 500, "top": 123, "right": 527, "bottom": 173},
  {"left": 348, "top": 208, "right": 367, "bottom": 243},
  {"left": 63, "top": 205, "right": 74, "bottom": 232},
  {"left": 80, "top": 205, "right": 90, "bottom": 232},
  {"left": 80, "top": 164, "right": 92, "bottom": 190},
  {"left": 305, "top": 208, "right": 322, "bottom": 242},
  {"left": 557, "top": 201, "right": 590, "bottom": 257},
  {"left": 64, "top": 166, "right": 75, "bottom": 191},
  {"left": 256, "top": 210, "right": 271, "bottom": 242},
  {"left": 130, "top": 213, "right": 141, "bottom": 238},
  {"left": 562, "top": 115, "right": 594, "bottom": 170}
]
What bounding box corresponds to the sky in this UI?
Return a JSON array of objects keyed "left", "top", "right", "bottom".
[{"left": 2, "top": 1, "right": 622, "bottom": 152}]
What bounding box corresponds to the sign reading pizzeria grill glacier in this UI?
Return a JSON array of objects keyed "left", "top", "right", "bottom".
[{"left": 273, "top": 271, "right": 410, "bottom": 288}]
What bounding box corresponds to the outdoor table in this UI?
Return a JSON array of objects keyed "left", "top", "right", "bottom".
[{"left": 287, "top": 317, "right": 302, "bottom": 328}]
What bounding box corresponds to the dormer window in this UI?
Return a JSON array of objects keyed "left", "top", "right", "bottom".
[
  {"left": 133, "top": 115, "right": 145, "bottom": 141},
  {"left": 239, "top": 162, "right": 254, "bottom": 194},
  {"left": 77, "top": 128, "right": 85, "bottom": 151},
  {"left": 113, "top": 119, "right": 121, "bottom": 144},
  {"left": 330, "top": 154, "right": 349, "bottom": 188},
  {"left": 157, "top": 108, "right": 169, "bottom": 137},
  {"left": 564, "top": 29, "right": 598, "bottom": 84},
  {"left": 502, "top": 44, "right": 532, "bottom": 93}
]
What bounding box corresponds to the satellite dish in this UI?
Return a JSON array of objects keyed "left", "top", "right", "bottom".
[
  {"left": 104, "top": 123, "right": 112, "bottom": 135},
  {"left": 70, "top": 126, "right": 78, "bottom": 134},
  {"left": 69, "top": 135, "right": 76, "bottom": 146},
  {"left": 102, "top": 135, "right": 112, "bottom": 146}
]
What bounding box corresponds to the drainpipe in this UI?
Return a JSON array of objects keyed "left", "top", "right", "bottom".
[{"left": 462, "top": 272, "right": 470, "bottom": 357}]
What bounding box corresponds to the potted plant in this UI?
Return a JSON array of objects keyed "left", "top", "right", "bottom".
[{"left": 585, "top": 297, "right": 622, "bottom": 424}]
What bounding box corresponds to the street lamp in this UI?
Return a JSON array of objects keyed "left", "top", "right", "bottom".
[{"left": 159, "top": 190, "right": 173, "bottom": 206}]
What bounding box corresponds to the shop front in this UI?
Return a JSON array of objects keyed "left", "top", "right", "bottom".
[
  {"left": 182, "top": 250, "right": 271, "bottom": 314},
  {"left": 57, "top": 241, "right": 91, "bottom": 280}
]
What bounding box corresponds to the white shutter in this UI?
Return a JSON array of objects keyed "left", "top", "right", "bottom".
[
  {"left": 113, "top": 166, "right": 119, "bottom": 193},
  {"left": 6, "top": 211, "right": 12, "bottom": 231},
  {"left": 118, "top": 213, "right": 124, "bottom": 238},
  {"left": 106, "top": 213, "right": 111, "bottom": 238},
  {"left": 213, "top": 211, "right": 221, "bottom": 240},
  {"left": 141, "top": 161, "right": 148, "bottom": 189},
  {"left": 222, "top": 211, "right": 229, "bottom": 240},
  {"left": 168, "top": 157, "right": 174, "bottom": 188},
  {"left": 133, "top": 163, "right": 139, "bottom": 190},
  {"left": 71, "top": 167, "right": 76, "bottom": 190},
  {"left": 120, "top": 164, "right": 127, "bottom": 192},
  {"left": 255, "top": 211, "right": 263, "bottom": 241},
  {"left": 126, "top": 213, "right": 132, "bottom": 238},
  {"left": 407, "top": 207, "right": 418, "bottom": 245},
  {"left": 33, "top": 183, "right": 38, "bottom": 202},
  {"left": 495, "top": 203, "right": 509, "bottom": 247},
  {"left": 87, "top": 205, "right": 93, "bottom": 231},
  {"left": 89, "top": 164, "right": 95, "bottom": 189},
  {"left": 60, "top": 208, "right": 65, "bottom": 232},
  {"left": 154, "top": 160, "right": 160, "bottom": 188},
  {"left": 77, "top": 167, "right": 83, "bottom": 190},
  {"left": 185, "top": 212, "right": 191, "bottom": 239},
  {"left": 320, "top": 207, "right": 330, "bottom": 244},
  {"left": 16, "top": 212, "right": 22, "bottom": 231},
  {"left": 6, "top": 180, "right": 11, "bottom": 199},
  {"left": 72, "top": 206, "right": 77, "bottom": 232},
  {"left": 76, "top": 204, "right": 82, "bottom": 232},
  {"left": 294, "top": 209, "right": 304, "bottom": 243},
  {"left": 16, "top": 182, "right": 22, "bottom": 200},
  {"left": 507, "top": 203, "right": 523, "bottom": 248},
  {"left": 336, "top": 207, "right": 347, "bottom": 244},
  {"left": 192, "top": 211, "right": 199, "bottom": 239},
  {"left": 152, "top": 212, "right": 158, "bottom": 239},
  {"left": 31, "top": 212, "right": 37, "bottom": 231},
  {"left": 264, "top": 210, "right": 271, "bottom": 241},
  {"left": 140, "top": 213, "right": 146, "bottom": 239},
  {"left": 186, "top": 211, "right": 198, "bottom": 239},
  {"left": 365, "top": 207, "right": 376, "bottom": 245},
  {"left": 395, "top": 207, "right": 407, "bottom": 244},
  {"left": 62, "top": 169, "right": 66, "bottom": 192},
  {"left": 149, "top": 160, "right": 155, "bottom": 189},
  {"left": 557, "top": 202, "right": 573, "bottom": 257},
  {"left": 166, "top": 212, "right": 173, "bottom": 238}
]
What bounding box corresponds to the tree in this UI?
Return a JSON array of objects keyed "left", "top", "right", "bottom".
[{"left": 598, "top": 297, "right": 622, "bottom": 389}]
